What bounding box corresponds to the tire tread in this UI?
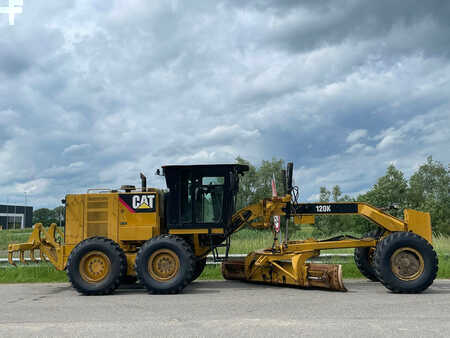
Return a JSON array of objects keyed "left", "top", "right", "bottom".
[
  {"left": 354, "top": 230, "right": 379, "bottom": 282},
  {"left": 135, "top": 235, "right": 195, "bottom": 294},
  {"left": 67, "top": 237, "right": 126, "bottom": 295},
  {"left": 374, "top": 232, "right": 438, "bottom": 293}
]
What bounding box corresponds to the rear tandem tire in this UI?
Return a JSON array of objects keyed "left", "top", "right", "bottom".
[
  {"left": 374, "top": 232, "right": 438, "bottom": 293},
  {"left": 67, "top": 237, "right": 127, "bottom": 295},
  {"left": 135, "top": 235, "right": 195, "bottom": 294},
  {"left": 354, "top": 230, "right": 379, "bottom": 282}
]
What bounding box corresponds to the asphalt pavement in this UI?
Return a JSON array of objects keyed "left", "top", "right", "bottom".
[{"left": 1, "top": 280, "right": 449, "bottom": 337}]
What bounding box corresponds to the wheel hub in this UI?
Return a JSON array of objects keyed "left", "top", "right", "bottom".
[
  {"left": 391, "top": 247, "right": 424, "bottom": 281},
  {"left": 148, "top": 249, "right": 180, "bottom": 281},
  {"left": 79, "top": 251, "right": 111, "bottom": 283}
]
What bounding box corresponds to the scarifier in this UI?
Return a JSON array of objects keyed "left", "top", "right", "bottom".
[{"left": 8, "top": 163, "right": 438, "bottom": 294}]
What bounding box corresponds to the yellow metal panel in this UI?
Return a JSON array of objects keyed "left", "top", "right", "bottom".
[
  {"left": 65, "top": 194, "right": 85, "bottom": 245},
  {"left": 283, "top": 238, "right": 377, "bottom": 251},
  {"left": 404, "top": 209, "right": 432, "bottom": 243},
  {"left": 109, "top": 195, "right": 119, "bottom": 242},
  {"left": 358, "top": 203, "right": 406, "bottom": 231},
  {"left": 169, "top": 228, "right": 224, "bottom": 235},
  {"left": 119, "top": 226, "right": 154, "bottom": 241},
  {"left": 61, "top": 244, "right": 76, "bottom": 270},
  {"left": 85, "top": 194, "right": 110, "bottom": 239},
  {"left": 118, "top": 193, "right": 160, "bottom": 241},
  {"left": 294, "top": 215, "right": 315, "bottom": 225}
]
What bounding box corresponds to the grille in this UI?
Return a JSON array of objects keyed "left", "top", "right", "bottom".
[
  {"left": 86, "top": 197, "right": 109, "bottom": 237},
  {"left": 87, "top": 211, "right": 108, "bottom": 221},
  {"left": 88, "top": 196, "right": 108, "bottom": 201},
  {"left": 87, "top": 223, "right": 108, "bottom": 237},
  {"left": 87, "top": 201, "right": 108, "bottom": 209}
]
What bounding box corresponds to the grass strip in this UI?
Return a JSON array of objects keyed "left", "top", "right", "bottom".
[
  {"left": 1, "top": 258, "right": 449, "bottom": 284},
  {"left": 0, "top": 264, "right": 67, "bottom": 283}
]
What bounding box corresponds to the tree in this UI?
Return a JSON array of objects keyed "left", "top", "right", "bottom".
[
  {"left": 313, "top": 185, "right": 359, "bottom": 236},
  {"left": 358, "top": 164, "right": 408, "bottom": 218},
  {"left": 408, "top": 156, "right": 450, "bottom": 235},
  {"left": 32, "top": 208, "right": 58, "bottom": 226},
  {"left": 319, "top": 187, "right": 331, "bottom": 202},
  {"left": 332, "top": 185, "right": 342, "bottom": 202},
  {"left": 236, "top": 157, "right": 449, "bottom": 236},
  {"left": 235, "top": 156, "right": 258, "bottom": 209},
  {"left": 235, "top": 157, "right": 285, "bottom": 210},
  {"left": 53, "top": 206, "right": 66, "bottom": 226}
]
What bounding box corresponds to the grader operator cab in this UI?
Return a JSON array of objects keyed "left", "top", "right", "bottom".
[{"left": 8, "top": 162, "right": 438, "bottom": 295}]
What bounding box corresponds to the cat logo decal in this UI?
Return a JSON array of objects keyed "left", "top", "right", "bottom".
[{"left": 119, "top": 194, "right": 156, "bottom": 213}]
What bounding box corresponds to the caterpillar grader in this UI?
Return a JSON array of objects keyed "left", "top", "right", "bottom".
[{"left": 8, "top": 163, "right": 438, "bottom": 294}]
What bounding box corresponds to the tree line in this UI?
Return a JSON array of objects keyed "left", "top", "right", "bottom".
[
  {"left": 236, "top": 156, "right": 449, "bottom": 236},
  {"left": 33, "top": 206, "right": 65, "bottom": 227},
  {"left": 32, "top": 156, "right": 449, "bottom": 236}
]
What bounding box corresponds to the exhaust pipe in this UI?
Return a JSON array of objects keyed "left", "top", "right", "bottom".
[{"left": 140, "top": 173, "right": 147, "bottom": 191}]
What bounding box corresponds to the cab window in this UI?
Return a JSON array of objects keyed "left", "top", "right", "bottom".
[
  {"left": 195, "top": 176, "right": 224, "bottom": 224},
  {"left": 180, "top": 175, "right": 193, "bottom": 224}
]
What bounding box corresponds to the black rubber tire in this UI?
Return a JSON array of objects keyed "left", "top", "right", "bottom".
[
  {"left": 354, "top": 230, "right": 379, "bottom": 282},
  {"left": 121, "top": 275, "right": 138, "bottom": 285},
  {"left": 191, "top": 257, "right": 207, "bottom": 282},
  {"left": 374, "top": 232, "right": 438, "bottom": 293},
  {"left": 67, "top": 237, "right": 127, "bottom": 295},
  {"left": 135, "top": 235, "right": 195, "bottom": 294}
]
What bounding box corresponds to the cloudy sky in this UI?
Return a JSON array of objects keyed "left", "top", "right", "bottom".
[{"left": 0, "top": 0, "right": 449, "bottom": 208}]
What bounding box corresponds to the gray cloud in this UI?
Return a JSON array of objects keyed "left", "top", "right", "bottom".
[{"left": 0, "top": 0, "right": 449, "bottom": 208}]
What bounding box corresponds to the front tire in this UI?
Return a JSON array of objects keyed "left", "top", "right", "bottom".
[
  {"left": 67, "top": 237, "right": 126, "bottom": 295},
  {"left": 135, "top": 235, "right": 195, "bottom": 294},
  {"left": 374, "top": 232, "right": 438, "bottom": 293}
]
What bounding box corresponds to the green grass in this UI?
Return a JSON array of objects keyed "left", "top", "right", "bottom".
[
  {"left": 2, "top": 256, "right": 448, "bottom": 284},
  {"left": 433, "top": 234, "right": 450, "bottom": 256},
  {"left": 0, "top": 229, "right": 33, "bottom": 251},
  {"left": 0, "top": 264, "right": 67, "bottom": 283}
]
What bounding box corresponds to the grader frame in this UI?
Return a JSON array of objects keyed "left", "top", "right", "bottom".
[{"left": 222, "top": 194, "right": 433, "bottom": 291}]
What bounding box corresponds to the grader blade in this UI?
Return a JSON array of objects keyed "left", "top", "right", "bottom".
[
  {"left": 222, "top": 253, "right": 347, "bottom": 292},
  {"left": 307, "top": 263, "right": 346, "bottom": 292},
  {"left": 222, "top": 258, "right": 246, "bottom": 280}
]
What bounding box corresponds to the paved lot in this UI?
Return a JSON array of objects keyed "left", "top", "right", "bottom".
[{"left": 1, "top": 280, "right": 449, "bottom": 337}]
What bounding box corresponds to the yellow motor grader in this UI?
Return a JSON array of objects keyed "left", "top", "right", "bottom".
[{"left": 8, "top": 163, "right": 438, "bottom": 294}]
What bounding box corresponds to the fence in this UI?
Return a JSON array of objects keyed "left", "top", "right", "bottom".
[
  {"left": 2, "top": 253, "right": 448, "bottom": 266},
  {"left": 0, "top": 253, "right": 355, "bottom": 266}
]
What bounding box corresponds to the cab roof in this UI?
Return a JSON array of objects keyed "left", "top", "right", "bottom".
[{"left": 162, "top": 164, "right": 249, "bottom": 174}]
